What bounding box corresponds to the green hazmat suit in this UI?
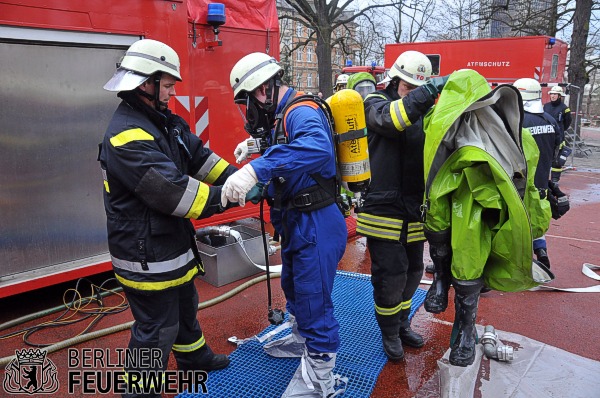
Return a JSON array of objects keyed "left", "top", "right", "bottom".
[{"left": 422, "top": 69, "right": 552, "bottom": 292}]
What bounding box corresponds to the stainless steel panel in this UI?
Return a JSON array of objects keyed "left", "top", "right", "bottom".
[{"left": 0, "top": 39, "right": 128, "bottom": 278}]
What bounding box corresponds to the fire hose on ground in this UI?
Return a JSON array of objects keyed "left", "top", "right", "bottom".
[{"left": 0, "top": 224, "right": 283, "bottom": 368}]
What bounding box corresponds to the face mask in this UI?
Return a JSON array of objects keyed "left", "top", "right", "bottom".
[{"left": 235, "top": 95, "right": 274, "bottom": 145}]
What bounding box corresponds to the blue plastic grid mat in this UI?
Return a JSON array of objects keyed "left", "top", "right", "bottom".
[{"left": 178, "top": 271, "right": 427, "bottom": 398}]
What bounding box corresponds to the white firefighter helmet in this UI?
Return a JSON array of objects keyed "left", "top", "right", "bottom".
[
  {"left": 549, "top": 86, "right": 565, "bottom": 96},
  {"left": 513, "top": 78, "right": 542, "bottom": 101},
  {"left": 104, "top": 39, "right": 182, "bottom": 92},
  {"left": 230, "top": 52, "right": 282, "bottom": 100},
  {"left": 336, "top": 74, "right": 349, "bottom": 86},
  {"left": 386, "top": 51, "right": 432, "bottom": 86}
]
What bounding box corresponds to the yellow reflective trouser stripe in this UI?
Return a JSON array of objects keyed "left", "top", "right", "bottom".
[
  {"left": 110, "top": 128, "right": 154, "bottom": 147},
  {"left": 375, "top": 299, "right": 412, "bottom": 316},
  {"left": 390, "top": 100, "right": 411, "bottom": 131},
  {"left": 115, "top": 267, "right": 198, "bottom": 291},
  {"left": 407, "top": 222, "right": 426, "bottom": 243},
  {"left": 204, "top": 158, "right": 229, "bottom": 185},
  {"left": 122, "top": 371, "right": 165, "bottom": 389},
  {"left": 101, "top": 169, "right": 110, "bottom": 193},
  {"left": 172, "top": 334, "right": 206, "bottom": 353},
  {"left": 184, "top": 182, "right": 210, "bottom": 219},
  {"left": 551, "top": 167, "right": 562, "bottom": 172},
  {"left": 357, "top": 213, "right": 403, "bottom": 240}
]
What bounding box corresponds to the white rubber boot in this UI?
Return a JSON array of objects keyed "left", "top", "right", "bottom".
[
  {"left": 281, "top": 349, "right": 346, "bottom": 397},
  {"left": 264, "top": 314, "right": 306, "bottom": 358}
]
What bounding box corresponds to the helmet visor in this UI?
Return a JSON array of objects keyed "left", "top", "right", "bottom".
[
  {"left": 104, "top": 68, "right": 149, "bottom": 92},
  {"left": 355, "top": 81, "right": 376, "bottom": 99}
]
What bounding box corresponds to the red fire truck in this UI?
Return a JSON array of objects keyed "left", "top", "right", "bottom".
[
  {"left": 342, "top": 65, "right": 387, "bottom": 84},
  {"left": 0, "top": 0, "right": 279, "bottom": 297},
  {"left": 385, "top": 36, "right": 568, "bottom": 102}
]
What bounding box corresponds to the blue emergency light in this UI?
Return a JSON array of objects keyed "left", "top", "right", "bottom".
[
  {"left": 207, "top": 3, "right": 226, "bottom": 27},
  {"left": 371, "top": 60, "right": 376, "bottom": 67},
  {"left": 346, "top": 59, "right": 352, "bottom": 67},
  {"left": 548, "top": 37, "right": 556, "bottom": 46}
]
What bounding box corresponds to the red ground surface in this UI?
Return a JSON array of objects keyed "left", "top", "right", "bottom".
[{"left": 1, "top": 142, "right": 599, "bottom": 397}]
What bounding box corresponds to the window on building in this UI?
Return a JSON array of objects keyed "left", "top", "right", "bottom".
[
  {"left": 307, "top": 46, "right": 313, "bottom": 62},
  {"left": 296, "top": 48, "right": 303, "bottom": 61},
  {"left": 296, "top": 73, "right": 302, "bottom": 89},
  {"left": 307, "top": 73, "right": 313, "bottom": 87},
  {"left": 335, "top": 50, "right": 341, "bottom": 66},
  {"left": 296, "top": 23, "right": 303, "bottom": 37},
  {"left": 551, "top": 54, "right": 559, "bottom": 79}
]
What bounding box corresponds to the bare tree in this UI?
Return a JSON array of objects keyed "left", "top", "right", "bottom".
[
  {"left": 432, "top": 0, "right": 481, "bottom": 40},
  {"left": 280, "top": 0, "right": 393, "bottom": 97},
  {"left": 568, "top": 0, "right": 594, "bottom": 123}
]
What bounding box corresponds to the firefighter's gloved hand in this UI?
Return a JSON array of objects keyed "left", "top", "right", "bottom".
[
  {"left": 424, "top": 75, "right": 450, "bottom": 99},
  {"left": 245, "top": 183, "right": 264, "bottom": 205},
  {"left": 548, "top": 180, "right": 570, "bottom": 219},
  {"left": 221, "top": 164, "right": 257, "bottom": 207},
  {"left": 234, "top": 139, "right": 250, "bottom": 164}
]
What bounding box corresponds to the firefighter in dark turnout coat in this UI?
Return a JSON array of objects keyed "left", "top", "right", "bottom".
[
  {"left": 99, "top": 39, "right": 236, "bottom": 397},
  {"left": 515, "top": 78, "right": 562, "bottom": 270},
  {"left": 358, "top": 50, "right": 447, "bottom": 361},
  {"left": 544, "top": 85, "right": 572, "bottom": 183}
]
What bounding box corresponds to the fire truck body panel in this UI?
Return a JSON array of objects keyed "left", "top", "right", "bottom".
[
  {"left": 385, "top": 36, "right": 568, "bottom": 101},
  {"left": 0, "top": 0, "right": 279, "bottom": 298}
]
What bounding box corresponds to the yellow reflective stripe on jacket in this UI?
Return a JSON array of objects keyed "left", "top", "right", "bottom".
[
  {"left": 407, "top": 222, "right": 426, "bottom": 243},
  {"left": 115, "top": 267, "right": 198, "bottom": 291},
  {"left": 193, "top": 153, "right": 228, "bottom": 183},
  {"left": 112, "top": 249, "right": 196, "bottom": 274},
  {"left": 357, "top": 213, "right": 403, "bottom": 241},
  {"left": 172, "top": 335, "right": 206, "bottom": 353},
  {"left": 203, "top": 158, "right": 229, "bottom": 185},
  {"left": 365, "top": 93, "right": 387, "bottom": 101},
  {"left": 184, "top": 182, "right": 210, "bottom": 219},
  {"left": 110, "top": 128, "right": 154, "bottom": 147},
  {"left": 390, "top": 99, "right": 411, "bottom": 131}
]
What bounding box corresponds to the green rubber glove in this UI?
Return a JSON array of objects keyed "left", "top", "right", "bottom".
[
  {"left": 245, "top": 183, "right": 264, "bottom": 204},
  {"left": 424, "top": 75, "right": 450, "bottom": 98}
]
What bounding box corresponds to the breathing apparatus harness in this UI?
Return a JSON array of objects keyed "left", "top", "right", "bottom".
[{"left": 270, "top": 92, "right": 345, "bottom": 215}]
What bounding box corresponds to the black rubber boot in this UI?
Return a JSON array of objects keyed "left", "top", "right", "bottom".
[
  {"left": 534, "top": 248, "right": 551, "bottom": 269},
  {"left": 449, "top": 277, "right": 483, "bottom": 367},
  {"left": 376, "top": 313, "right": 404, "bottom": 361},
  {"left": 194, "top": 345, "right": 230, "bottom": 371},
  {"left": 399, "top": 326, "right": 424, "bottom": 348},
  {"left": 424, "top": 229, "right": 452, "bottom": 314}
]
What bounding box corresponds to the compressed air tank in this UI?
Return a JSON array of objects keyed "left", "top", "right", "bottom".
[{"left": 326, "top": 89, "right": 371, "bottom": 192}]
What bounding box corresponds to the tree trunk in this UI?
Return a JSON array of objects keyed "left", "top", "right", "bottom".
[
  {"left": 316, "top": 29, "right": 333, "bottom": 97},
  {"left": 567, "top": 0, "right": 593, "bottom": 137}
]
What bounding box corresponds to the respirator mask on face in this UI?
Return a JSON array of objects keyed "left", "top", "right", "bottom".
[{"left": 235, "top": 94, "right": 275, "bottom": 154}]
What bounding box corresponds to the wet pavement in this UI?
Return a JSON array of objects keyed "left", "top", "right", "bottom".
[{"left": 1, "top": 128, "right": 599, "bottom": 397}]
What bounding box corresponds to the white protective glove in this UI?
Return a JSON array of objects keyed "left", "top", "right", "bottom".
[
  {"left": 221, "top": 164, "right": 258, "bottom": 207},
  {"left": 234, "top": 139, "right": 250, "bottom": 164}
]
